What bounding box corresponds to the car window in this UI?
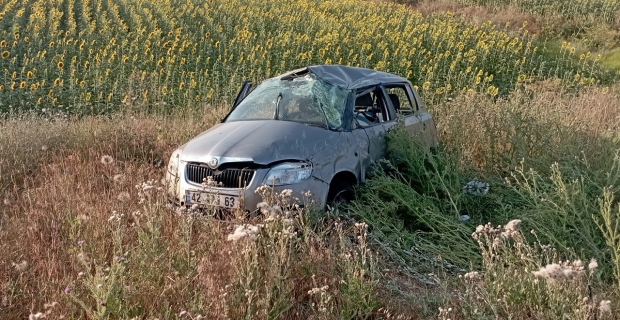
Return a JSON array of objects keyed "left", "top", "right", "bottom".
[
  {"left": 226, "top": 73, "right": 349, "bottom": 130},
  {"left": 352, "top": 88, "right": 391, "bottom": 128},
  {"left": 385, "top": 86, "right": 416, "bottom": 114}
]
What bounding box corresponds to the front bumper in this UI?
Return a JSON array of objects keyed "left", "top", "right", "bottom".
[{"left": 168, "top": 164, "right": 329, "bottom": 212}]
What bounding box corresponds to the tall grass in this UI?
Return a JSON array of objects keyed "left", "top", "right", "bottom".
[
  {"left": 347, "top": 83, "right": 620, "bottom": 311},
  {"left": 0, "top": 111, "right": 392, "bottom": 319}
]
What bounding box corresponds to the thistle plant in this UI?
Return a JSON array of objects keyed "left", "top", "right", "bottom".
[{"left": 443, "top": 219, "right": 615, "bottom": 319}]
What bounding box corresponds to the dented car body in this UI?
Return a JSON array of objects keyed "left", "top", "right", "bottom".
[{"left": 165, "top": 65, "right": 438, "bottom": 211}]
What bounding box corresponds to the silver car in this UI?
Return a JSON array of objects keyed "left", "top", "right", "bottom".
[{"left": 165, "top": 65, "right": 437, "bottom": 211}]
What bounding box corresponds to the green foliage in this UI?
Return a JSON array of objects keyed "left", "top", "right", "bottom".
[
  {"left": 504, "top": 152, "right": 620, "bottom": 281},
  {"left": 349, "top": 123, "right": 509, "bottom": 274},
  {"left": 601, "top": 48, "right": 620, "bottom": 70},
  {"left": 595, "top": 188, "right": 620, "bottom": 290}
]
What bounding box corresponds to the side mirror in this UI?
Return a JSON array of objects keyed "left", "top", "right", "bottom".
[{"left": 232, "top": 80, "right": 252, "bottom": 109}]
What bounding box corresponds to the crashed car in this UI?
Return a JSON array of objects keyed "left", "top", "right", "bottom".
[{"left": 165, "top": 65, "right": 438, "bottom": 211}]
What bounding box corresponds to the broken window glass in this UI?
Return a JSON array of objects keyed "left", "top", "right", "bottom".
[{"left": 226, "top": 73, "right": 349, "bottom": 130}]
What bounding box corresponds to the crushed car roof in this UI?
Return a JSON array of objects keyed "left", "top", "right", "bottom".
[{"left": 282, "top": 65, "right": 409, "bottom": 90}]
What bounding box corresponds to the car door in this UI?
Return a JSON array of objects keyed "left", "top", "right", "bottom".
[
  {"left": 353, "top": 88, "right": 391, "bottom": 161},
  {"left": 408, "top": 85, "right": 438, "bottom": 147},
  {"left": 350, "top": 87, "right": 387, "bottom": 180},
  {"left": 384, "top": 83, "right": 438, "bottom": 148}
]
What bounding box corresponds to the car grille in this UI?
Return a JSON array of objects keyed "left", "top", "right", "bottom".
[{"left": 186, "top": 163, "right": 255, "bottom": 188}]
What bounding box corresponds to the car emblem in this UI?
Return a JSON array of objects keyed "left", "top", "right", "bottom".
[{"left": 207, "top": 157, "right": 218, "bottom": 169}]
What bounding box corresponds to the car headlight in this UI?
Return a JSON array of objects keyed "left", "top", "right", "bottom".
[
  {"left": 167, "top": 148, "right": 182, "bottom": 175},
  {"left": 264, "top": 162, "right": 312, "bottom": 186},
  {"left": 165, "top": 148, "right": 182, "bottom": 197}
]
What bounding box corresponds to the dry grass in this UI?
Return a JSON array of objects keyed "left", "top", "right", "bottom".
[
  {"left": 0, "top": 107, "right": 433, "bottom": 319},
  {"left": 432, "top": 81, "right": 620, "bottom": 173},
  {"left": 0, "top": 107, "right": 226, "bottom": 318},
  {"left": 2, "top": 86, "right": 620, "bottom": 318},
  {"left": 413, "top": 0, "right": 543, "bottom": 35}
]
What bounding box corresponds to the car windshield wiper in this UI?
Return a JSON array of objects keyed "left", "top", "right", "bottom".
[{"left": 274, "top": 92, "right": 282, "bottom": 120}]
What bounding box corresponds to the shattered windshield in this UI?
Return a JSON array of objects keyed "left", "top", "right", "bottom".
[{"left": 225, "top": 73, "right": 349, "bottom": 130}]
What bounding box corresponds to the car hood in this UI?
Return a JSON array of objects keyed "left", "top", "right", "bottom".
[{"left": 180, "top": 120, "right": 341, "bottom": 165}]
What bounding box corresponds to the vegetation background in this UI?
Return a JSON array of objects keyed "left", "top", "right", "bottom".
[{"left": 1, "top": 0, "right": 620, "bottom": 318}]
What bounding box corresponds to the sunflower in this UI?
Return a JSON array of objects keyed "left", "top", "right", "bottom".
[
  {"left": 0, "top": 85, "right": 4, "bottom": 91},
  {"left": 19, "top": 81, "right": 26, "bottom": 89},
  {"left": 27, "top": 71, "right": 33, "bottom": 79},
  {"left": 1, "top": 51, "right": 9, "bottom": 58},
  {"left": 57, "top": 61, "right": 64, "bottom": 68}
]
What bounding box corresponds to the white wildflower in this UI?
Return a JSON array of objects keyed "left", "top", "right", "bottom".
[
  {"left": 502, "top": 219, "right": 522, "bottom": 238},
  {"left": 117, "top": 192, "right": 130, "bottom": 202},
  {"left": 100, "top": 155, "right": 114, "bottom": 166},
  {"left": 589, "top": 259, "right": 598, "bottom": 271},
  {"left": 113, "top": 174, "right": 126, "bottom": 184},
  {"left": 29, "top": 312, "right": 44, "bottom": 320},
  {"left": 41, "top": 145, "right": 48, "bottom": 151},
  {"left": 227, "top": 224, "right": 260, "bottom": 241},
  {"left": 504, "top": 219, "right": 521, "bottom": 232},
  {"left": 12, "top": 260, "right": 28, "bottom": 272},
  {"left": 463, "top": 271, "right": 481, "bottom": 281},
  {"left": 599, "top": 300, "right": 611, "bottom": 314},
  {"left": 533, "top": 263, "right": 562, "bottom": 280}
]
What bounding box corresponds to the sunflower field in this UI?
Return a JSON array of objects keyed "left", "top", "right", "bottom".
[{"left": 0, "top": 0, "right": 611, "bottom": 114}]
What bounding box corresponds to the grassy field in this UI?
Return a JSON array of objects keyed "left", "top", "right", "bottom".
[
  {"left": 401, "top": 0, "right": 620, "bottom": 70},
  {"left": 1, "top": 0, "right": 620, "bottom": 319}
]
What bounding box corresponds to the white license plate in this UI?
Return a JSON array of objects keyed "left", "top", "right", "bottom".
[{"left": 186, "top": 191, "right": 239, "bottom": 209}]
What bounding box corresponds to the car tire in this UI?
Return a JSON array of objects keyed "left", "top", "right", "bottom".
[{"left": 327, "top": 180, "right": 354, "bottom": 204}]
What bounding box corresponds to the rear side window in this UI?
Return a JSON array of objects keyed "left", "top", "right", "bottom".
[{"left": 385, "top": 86, "right": 416, "bottom": 114}]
